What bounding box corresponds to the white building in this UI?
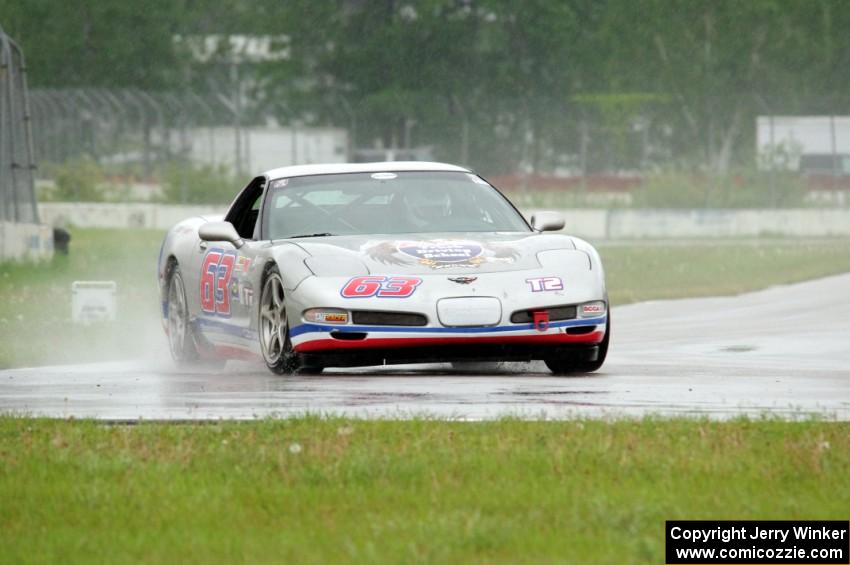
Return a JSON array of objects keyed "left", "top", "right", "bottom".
[
  {"left": 757, "top": 116, "right": 850, "bottom": 172},
  {"left": 185, "top": 126, "right": 349, "bottom": 173}
]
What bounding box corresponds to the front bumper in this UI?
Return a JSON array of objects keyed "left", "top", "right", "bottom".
[
  {"left": 299, "top": 337, "right": 603, "bottom": 368},
  {"left": 290, "top": 315, "right": 607, "bottom": 354},
  {"left": 287, "top": 267, "right": 607, "bottom": 364}
]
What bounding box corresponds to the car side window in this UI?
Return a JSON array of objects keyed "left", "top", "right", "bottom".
[{"left": 225, "top": 177, "right": 265, "bottom": 240}]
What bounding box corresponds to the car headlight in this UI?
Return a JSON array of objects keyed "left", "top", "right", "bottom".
[
  {"left": 303, "top": 308, "right": 349, "bottom": 324},
  {"left": 579, "top": 301, "right": 607, "bottom": 318}
]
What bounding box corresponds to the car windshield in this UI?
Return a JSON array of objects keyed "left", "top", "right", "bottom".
[{"left": 263, "top": 171, "right": 530, "bottom": 239}]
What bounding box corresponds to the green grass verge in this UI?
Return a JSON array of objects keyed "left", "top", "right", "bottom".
[
  {"left": 0, "top": 229, "right": 163, "bottom": 369},
  {"left": 601, "top": 239, "right": 850, "bottom": 304},
  {"left": 1, "top": 418, "right": 847, "bottom": 563},
  {"left": 2, "top": 230, "right": 850, "bottom": 368}
]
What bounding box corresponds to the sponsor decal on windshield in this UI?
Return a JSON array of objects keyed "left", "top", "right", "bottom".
[{"left": 362, "top": 239, "right": 518, "bottom": 270}]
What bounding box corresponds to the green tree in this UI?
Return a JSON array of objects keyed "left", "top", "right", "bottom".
[{"left": 0, "top": 0, "right": 190, "bottom": 88}]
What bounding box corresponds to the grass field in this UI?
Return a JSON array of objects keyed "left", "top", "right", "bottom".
[
  {"left": 1, "top": 417, "right": 847, "bottom": 563},
  {"left": 2, "top": 229, "right": 850, "bottom": 368},
  {"left": 3, "top": 234, "right": 850, "bottom": 562},
  {"left": 0, "top": 229, "right": 164, "bottom": 369},
  {"left": 601, "top": 239, "right": 850, "bottom": 304}
]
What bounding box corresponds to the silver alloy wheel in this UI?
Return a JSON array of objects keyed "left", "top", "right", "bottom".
[
  {"left": 167, "top": 270, "right": 189, "bottom": 360},
  {"left": 260, "top": 272, "right": 287, "bottom": 364}
]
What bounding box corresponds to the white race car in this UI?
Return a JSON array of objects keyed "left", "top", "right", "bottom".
[{"left": 158, "top": 162, "right": 609, "bottom": 375}]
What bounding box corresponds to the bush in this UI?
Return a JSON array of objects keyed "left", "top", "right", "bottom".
[
  {"left": 48, "top": 157, "right": 106, "bottom": 202},
  {"left": 633, "top": 170, "right": 807, "bottom": 209},
  {"left": 161, "top": 161, "right": 236, "bottom": 205}
]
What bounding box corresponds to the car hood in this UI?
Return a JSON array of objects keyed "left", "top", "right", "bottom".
[{"left": 279, "top": 232, "right": 577, "bottom": 275}]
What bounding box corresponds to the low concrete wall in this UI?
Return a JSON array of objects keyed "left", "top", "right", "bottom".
[
  {"left": 35, "top": 202, "right": 850, "bottom": 239},
  {"left": 605, "top": 209, "right": 850, "bottom": 238},
  {"left": 532, "top": 208, "right": 850, "bottom": 239},
  {"left": 0, "top": 222, "right": 54, "bottom": 262},
  {"left": 39, "top": 202, "right": 225, "bottom": 231}
]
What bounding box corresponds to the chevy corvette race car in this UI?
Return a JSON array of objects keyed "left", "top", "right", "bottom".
[{"left": 158, "top": 161, "right": 609, "bottom": 375}]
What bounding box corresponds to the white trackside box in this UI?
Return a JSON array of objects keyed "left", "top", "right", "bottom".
[{"left": 71, "top": 281, "right": 117, "bottom": 324}]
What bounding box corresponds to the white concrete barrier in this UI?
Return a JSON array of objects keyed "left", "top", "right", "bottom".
[
  {"left": 0, "top": 222, "right": 54, "bottom": 261},
  {"left": 604, "top": 209, "right": 850, "bottom": 239},
  {"left": 32, "top": 202, "right": 850, "bottom": 239},
  {"left": 39, "top": 202, "right": 224, "bottom": 230},
  {"left": 533, "top": 208, "right": 850, "bottom": 239}
]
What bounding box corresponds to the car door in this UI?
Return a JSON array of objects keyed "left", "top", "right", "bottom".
[{"left": 194, "top": 177, "right": 267, "bottom": 355}]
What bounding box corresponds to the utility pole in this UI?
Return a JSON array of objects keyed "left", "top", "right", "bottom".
[{"left": 231, "top": 61, "right": 243, "bottom": 176}]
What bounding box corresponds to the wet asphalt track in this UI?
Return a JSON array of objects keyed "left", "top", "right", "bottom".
[{"left": 2, "top": 274, "right": 849, "bottom": 420}]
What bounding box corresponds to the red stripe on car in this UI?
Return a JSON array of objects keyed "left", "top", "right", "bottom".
[{"left": 293, "top": 331, "right": 604, "bottom": 353}]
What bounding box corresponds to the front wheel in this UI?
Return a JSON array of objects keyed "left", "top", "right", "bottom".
[
  {"left": 166, "top": 264, "right": 199, "bottom": 364},
  {"left": 545, "top": 314, "right": 610, "bottom": 375},
  {"left": 259, "top": 267, "right": 302, "bottom": 375}
]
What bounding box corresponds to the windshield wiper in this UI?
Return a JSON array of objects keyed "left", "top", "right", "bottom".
[{"left": 288, "top": 232, "right": 335, "bottom": 239}]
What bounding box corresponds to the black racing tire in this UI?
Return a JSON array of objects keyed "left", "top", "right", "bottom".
[
  {"left": 259, "top": 265, "right": 302, "bottom": 375},
  {"left": 544, "top": 313, "right": 611, "bottom": 375},
  {"left": 166, "top": 263, "right": 200, "bottom": 364}
]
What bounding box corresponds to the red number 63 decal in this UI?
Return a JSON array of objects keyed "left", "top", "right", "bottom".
[
  {"left": 200, "top": 249, "right": 236, "bottom": 315},
  {"left": 340, "top": 276, "right": 422, "bottom": 298}
]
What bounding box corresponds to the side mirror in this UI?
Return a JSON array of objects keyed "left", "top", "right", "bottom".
[
  {"left": 530, "top": 211, "right": 565, "bottom": 232},
  {"left": 198, "top": 221, "right": 244, "bottom": 249}
]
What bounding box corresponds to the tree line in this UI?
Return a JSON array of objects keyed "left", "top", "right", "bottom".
[{"left": 2, "top": 0, "right": 848, "bottom": 175}]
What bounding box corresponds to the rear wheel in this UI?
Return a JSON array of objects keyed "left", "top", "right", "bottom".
[
  {"left": 166, "top": 264, "right": 199, "bottom": 364},
  {"left": 259, "top": 267, "right": 302, "bottom": 375},
  {"left": 545, "top": 314, "right": 610, "bottom": 375}
]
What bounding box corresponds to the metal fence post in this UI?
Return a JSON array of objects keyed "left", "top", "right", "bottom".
[
  {"left": 0, "top": 25, "right": 38, "bottom": 223},
  {"left": 3, "top": 33, "right": 21, "bottom": 221},
  {"left": 13, "top": 39, "right": 38, "bottom": 222},
  {"left": 0, "top": 30, "right": 7, "bottom": 222}
]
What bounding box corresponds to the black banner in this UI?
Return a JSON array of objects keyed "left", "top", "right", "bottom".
[{"left": 666, "top": 521, "right": 849, "bottom": 564}]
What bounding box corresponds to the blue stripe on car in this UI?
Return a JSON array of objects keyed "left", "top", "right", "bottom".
[
  {"left": 196, "top": 317, "right": 257, "bottom": 340},
  {"left": 289, "top": 316, "right": 607, "bottom": 338},
  {"left": 194, "top": 315, "right": 608, "bottom": 341}
]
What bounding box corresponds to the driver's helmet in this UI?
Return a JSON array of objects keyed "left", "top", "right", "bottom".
[{"left": 404, "top": 187, "right": 451, "bottom": 223}]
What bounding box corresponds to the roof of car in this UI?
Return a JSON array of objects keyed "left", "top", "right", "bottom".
[{"left": 263, "top": 161, "right": 471, "bottom": 179}]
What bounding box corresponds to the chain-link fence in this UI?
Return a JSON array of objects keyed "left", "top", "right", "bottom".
[
  {"left": 26, "top": 85, "right": 355, "bottom": 181},
  {"left": 19, "top": 80, "right": 850, "bottom": 210},
  {"left": 0, "top": 25, "right": 38, "bottom": 223},
  {"left": 29, "top": 88, "right": 241, "bottom": 176}
]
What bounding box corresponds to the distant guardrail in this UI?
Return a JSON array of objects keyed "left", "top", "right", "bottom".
[
  {"left": 35, "top": 202, "right": 850, "bottom": 239},
  {"left": 527, "top": 208, "right": 850, "bottom": 239},
  {"left": 39, "top": 202, "right": 224, "bottom": 231}
]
